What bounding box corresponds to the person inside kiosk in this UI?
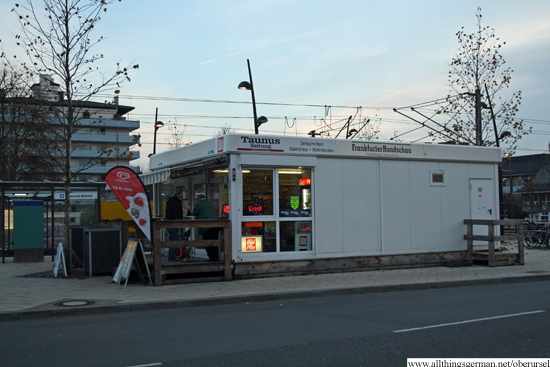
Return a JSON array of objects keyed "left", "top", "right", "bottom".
[{"left": 193, "top": 194, "right": 221, "bottom": 262}]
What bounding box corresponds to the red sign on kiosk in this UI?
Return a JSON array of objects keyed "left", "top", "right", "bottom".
[
  {"left": 248, "top": 204, "right": 263, "bottom": 214},
  {"left": 299, "top": 178, "right": 311, "bottom": 186},
  {"left": 241, "top": 235, "right": 262, "bottom": 252},
  {"left": 246, "top": 237, "right": 257, "bottom": 251}
]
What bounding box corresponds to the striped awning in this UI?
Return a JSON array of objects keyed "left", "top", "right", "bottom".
[{"left": 140, "top": 168, "right": 171, "bottom": 186}]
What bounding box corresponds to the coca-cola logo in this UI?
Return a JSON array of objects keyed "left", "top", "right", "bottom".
[{"left": 117, "top": 171, "right": 131, "bottom": 180}]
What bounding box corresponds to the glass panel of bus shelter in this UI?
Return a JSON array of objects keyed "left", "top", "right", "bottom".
[
  {"left": 241, "top": 221, "right": 276, "bottom": 252},
  {"left": 279, "top": 168, "right": 312, "bottom": 218},
  {"left": 280, "top": 221, "right": 313, "bottom": 252},
  {"left": 242, "top": 169, "right": 273, "bottom": 216}
]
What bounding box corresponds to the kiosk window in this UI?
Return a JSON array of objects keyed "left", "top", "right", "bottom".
[
  {"left": 280, "top": 221, "right": 312, "bottom": 252},
  {"left": 430, "top": 170, "right": 446, "bottom": 187},
  {"left": 243, "top": 169, "right": 274, "bottom": 216},
  {"left": 241, "top": 221, "right": 276, "bottom": 253},
  {"left": 279, "top": 168, "right": 312, "bottom": 217}
]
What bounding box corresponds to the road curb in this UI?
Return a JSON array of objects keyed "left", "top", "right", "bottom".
[{"left": 2, "top": 274, "right": 549, "bottom": 323}]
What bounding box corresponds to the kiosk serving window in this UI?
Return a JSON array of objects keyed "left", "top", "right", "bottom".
[
  {"left": 242, "top": 169, "right": 273, "bottom": 216},
  {"left": 241, "top": 167, "right": 313, "bottom": 253},
  {"left": 279, "top": 168, "right": 311, "bottom": 217}
]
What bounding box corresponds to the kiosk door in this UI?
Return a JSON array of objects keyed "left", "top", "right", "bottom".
[
  {"left": 470, "top": 178, "right": 497, "bottom": 248},
  {"left": 470, "top": 179, "right": 496, "bottom": 220}
]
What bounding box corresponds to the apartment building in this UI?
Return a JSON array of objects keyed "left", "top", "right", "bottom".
[{"left": 4, "top": 75, "right": 140, "bottom": 181}]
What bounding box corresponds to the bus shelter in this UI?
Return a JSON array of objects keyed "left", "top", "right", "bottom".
[{"left": 1, "top": 181, "right": 104, "bottom": 263}]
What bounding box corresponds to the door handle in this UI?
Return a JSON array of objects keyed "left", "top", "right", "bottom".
[{"left": 488, "top": 209, "right": 492, "bottom": 215}]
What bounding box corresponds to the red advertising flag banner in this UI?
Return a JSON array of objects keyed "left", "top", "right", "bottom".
[{"left": 104, "top": 167, "right": 152, "bottom": 242}]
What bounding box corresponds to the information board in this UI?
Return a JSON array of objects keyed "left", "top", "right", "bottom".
[{"left": 53, "top": 242, "right": 67, "bottom": 277}]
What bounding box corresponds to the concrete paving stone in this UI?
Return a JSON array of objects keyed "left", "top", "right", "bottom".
[
  {"left": 18, "top": 307, "right": 77, "bottom": 320},
  {"left": 434, "top": 280, "right": 471, "bottom": 288},
  {"left": 361, "top": 285, "right": 402, "bottom": 294},
  {"left": 131, "top": 300, "right": 184, "bottom": 312},
  {"left": 231, "top": 294, "right": 279, "bottom": 304},
  {"left": 320, "top": 287, "right": 362, "bottom": 298},
  {"left": 183, "top": 297, "right": 233, "bottom": 307},
  {"left": 398, "top": 283, "right": 434, "bottom": 291},
  {"left": 277, "top": 290, "right": 322, "bottom": 300},
  {"left": 76, "top": 304, "right": 133, "bottom": 316},
  {"left": 0, "top": 311, "right": 19, "bottom": 322}
]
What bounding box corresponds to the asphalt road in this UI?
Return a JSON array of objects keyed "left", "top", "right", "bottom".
[{"left": 1, "top": 281, "right": 549, "bottom": 367}]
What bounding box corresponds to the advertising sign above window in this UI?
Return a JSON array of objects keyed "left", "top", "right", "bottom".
[{"left": 230, "top": 136, "right": 336, "bottom": 155}]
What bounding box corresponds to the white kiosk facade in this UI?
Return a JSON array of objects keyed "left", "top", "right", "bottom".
[{"left": 149, "top": 134, "right": 501, "bottom": 278}]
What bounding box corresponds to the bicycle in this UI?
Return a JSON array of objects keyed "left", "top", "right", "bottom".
[{"left": 524, "top": 225, "right": 550, "bottom": 249}]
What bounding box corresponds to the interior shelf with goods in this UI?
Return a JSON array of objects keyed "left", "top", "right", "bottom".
[{"left": 243, "top": 171, "right": 273, "bottom": 216}]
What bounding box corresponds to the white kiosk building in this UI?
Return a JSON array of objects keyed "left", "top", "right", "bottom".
[{"left": 148, "top": 133, "right": 501, "bottom": 278}]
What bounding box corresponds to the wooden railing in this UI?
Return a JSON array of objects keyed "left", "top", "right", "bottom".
[
  {"left": 153, "top": 219, "right": 231, "bottom": 286},
  {"left": 464, "top": 219, "right": 524, "bottom": 267}
]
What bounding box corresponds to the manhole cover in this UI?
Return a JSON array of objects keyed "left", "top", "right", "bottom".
[{"left": 54, "top": 300, "right": 95, "bottom": 307}]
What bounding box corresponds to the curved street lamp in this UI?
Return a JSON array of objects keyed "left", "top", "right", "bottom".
[
  {"left": 238, "top": 59, "right": 267, "bottom": 134},
  {"left": 153, "top": 120, "right": 164, "bottom": 155},
  {"left": 149, "top": 107, "right": 164, "bottom": 156}
]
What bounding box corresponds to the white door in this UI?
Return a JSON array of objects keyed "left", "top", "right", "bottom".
[
  {"left": 470, "top": 179, "right": 496, "bottom": 220},
  {"left": 470, "top": 178, "right": 498, "bottom": 248}
]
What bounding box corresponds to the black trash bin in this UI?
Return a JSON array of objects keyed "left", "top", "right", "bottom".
[
  {"left": 71, "top": 226, "right": 98, "bottom": 267},
  {"left": 83, "top": 228, "right": 122, "bottom": 276}
]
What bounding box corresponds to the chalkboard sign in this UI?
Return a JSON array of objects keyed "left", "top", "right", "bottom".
[
  {"left": 53, "top": 243, "right": 67, "bottom": 277},
  {"left": 113, "top": 240, "right": 152, "bottom": 287}
]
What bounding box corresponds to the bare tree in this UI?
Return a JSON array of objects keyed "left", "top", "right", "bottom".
[
  {"left": 214, "top": 122, "right": 235, "bottom": 137},
  {"left": 353, "top": 119, "right": 380, "bottom": 141},
  {"left": 437, "top": 7, "right": 528, "bottom": 154},
  {"left": 10, "top": 0, "right": 138, "bottom": 270},
  {"left": 166, "top": 118, "right": 192, "bottom": 149},
  {"left": 0, "top": 61, "right": 56, "bottom": 180}
]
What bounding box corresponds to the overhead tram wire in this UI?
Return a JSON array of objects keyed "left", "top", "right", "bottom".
[
  {"left": 103, "top": 92, "right": 550, "bottom": 140},
  {"left": 100, "top": 93, "right": 439, "bottom": 134},
  {"left": 99, "top": 92, "right": 550, "bottom": 127},
  {"left": 95, "top": 93, "right": 396, "bottom": 111}
]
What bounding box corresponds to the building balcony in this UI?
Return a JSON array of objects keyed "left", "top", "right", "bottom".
[
  {"left": 79, "top": 118, "right": 140, "bottom": 132},
  {"left": 72, "top": 149, "right": 139, "bottom": 160},
  {"left": 71, "top": 164, "right": 138, "bottom": 174},
  {"left": 72, "top": 133, "right": 138, "bottom": 144}
]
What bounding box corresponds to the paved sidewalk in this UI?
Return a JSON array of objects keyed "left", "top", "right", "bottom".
[{"left": 1, "top": 245, "right": 549, "bottom": 322}]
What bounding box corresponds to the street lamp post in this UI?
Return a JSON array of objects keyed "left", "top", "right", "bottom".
[
  {"left": 483, "top": 85, "right": 513, "bottom": 230},
  {"left": 150, "top": 107, "right": 164, "bottom": 156},
  {"left": 238, "top": 59, "right": 267, "bottom": 134}
]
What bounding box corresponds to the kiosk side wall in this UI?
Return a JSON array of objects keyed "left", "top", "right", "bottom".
[{"left": 314, "top": 157, "right": 495, "bottom": 256}]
